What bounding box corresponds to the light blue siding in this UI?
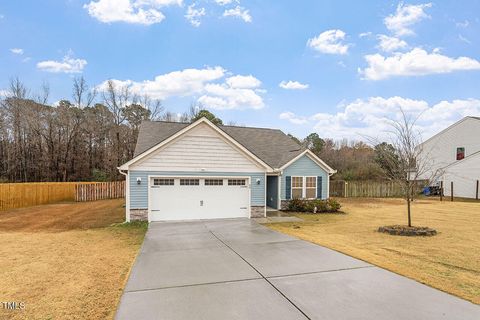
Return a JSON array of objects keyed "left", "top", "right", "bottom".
[
  {"left": 129, "top": 171, "right": 265, "bottom": 209},
  {"left": 280, "top": 155, "right": 329, "bottom": 199}
]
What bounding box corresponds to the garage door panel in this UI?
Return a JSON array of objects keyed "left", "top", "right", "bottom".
[{"left": 150, "top": 178, "right": 250, "bottom": 221}]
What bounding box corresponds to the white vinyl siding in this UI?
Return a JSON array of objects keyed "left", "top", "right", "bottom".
[
  {"left": 130, "top": 123, "right": 263, "bottom": 172},
  {"left": 419, "top": 118, "right": 480, "bottom": 181},
  {"left": 443, "top": 152, "right": 480, "bottom": 199}
]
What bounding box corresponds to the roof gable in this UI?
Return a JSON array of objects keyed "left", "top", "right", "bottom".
[
  {"left": 129, "top": 119, "right": 308, "bottom": 169},
  {"left": 421, "top": 116, "right": 480, "bottom": 147},
  {"left": 280, "top": 149, "right": 336, "bottom": 174},
  {"left": 130, "top": 122, "right": 265, "bottom": 172},
  {"left": 121, "top": 118, "right": 272, "bottom": 170}
]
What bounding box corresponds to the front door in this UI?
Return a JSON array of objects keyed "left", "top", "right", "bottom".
[{"left": 266, "top": 176, "right": 279, "bottom": 209}]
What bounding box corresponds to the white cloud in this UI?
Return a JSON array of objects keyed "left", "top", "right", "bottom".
[
  {"left": 215, "top": 0, "right": 234, "bottom": 5},
  {"left": 98, "top": 67, "right": 265, "bottom": 110},
  {"left": 279, "top": 80, "right": 309, "bottom": 90},
  {"left": 358, "top": 31, "right": 372, "bottom": 38},
  {"left": 223, "top": 6, "right": 252, "bottom": 23},
  {"left": 37, "top": 54, "right": 87, "bottom": 74},
  {"left": 10, "top": 48, "right": 24, "bottom": 55},
  {"left": 279, "top": 112, "right": 308, "bottom": 125},
  {"left": 456, "top": 20, "right": 469, "bottom": 28},
  {"left": 359, "top": 48, "right": 480, "bottom": 80},
  {"left": 377, "top": 34, "right": 407, "bottom": 52},
  {"left": 280, "top": 97, "right": 480, "bottom": 141},
  {"left": 198, "top": 74, "right": 264, "bottom": 110},
  {"left": 98, "top": 66, "right": 225, "bottom": 99},
  {"left": 226, "top": 75, "right": 261, "bottom": 88},
  {"left": 458, "top": 34, "right": 471, "bottom": 44},
  {"left": 84, "top": 0, "right": 182, "bottom": 25},
  {"left": 198, "top": 83, "right": 264, "bottom": 110},
  {"left": 307, "top": 29, "right": 349, "bottom": 55},
  {"left": 384, "top": 2, "right": 432, "bottom": 37},
  {"left": 185, "top": 4, "right": 205, "bottom": 27}
]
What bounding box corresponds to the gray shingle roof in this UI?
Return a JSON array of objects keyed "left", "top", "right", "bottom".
[{"left": 133, "top": 120, "right": 305, "bottom": 168}]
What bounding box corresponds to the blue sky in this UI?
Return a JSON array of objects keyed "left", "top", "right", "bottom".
[{"left": 1, "top": 0, "right": 480, "bottom": 140}]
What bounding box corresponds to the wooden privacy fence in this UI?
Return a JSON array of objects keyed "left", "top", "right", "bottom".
[
  {"left": 329, "top": 180, "right": 424, "bottom": 198},
  {"left": 0, "top": 182, "right": 78, "bottom": 211},
  {"left": 75, "top": 181, "right": 125, "bottom": 202},
  {"left": 0, "top": 181, "right": 125, "bottom": 211}
]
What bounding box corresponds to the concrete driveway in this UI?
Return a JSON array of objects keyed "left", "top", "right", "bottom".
[{"left": 116, "top": 219, "right": 480, "bottom": 320}]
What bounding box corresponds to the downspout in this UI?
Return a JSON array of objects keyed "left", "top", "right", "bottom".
[
  {"left": 327, "top": 170, "right": 337, "bottom": 199},
  {"left": 118, "top": 168, "right": 130, "bottom": 222}
]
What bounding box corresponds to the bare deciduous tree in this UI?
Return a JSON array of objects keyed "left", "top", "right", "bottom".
[
  {"left": 373, "top": 108, "right": 439, "bottom": 227},
  {"left": 72, "top": 76, "right": 96, "bottom": 109}
]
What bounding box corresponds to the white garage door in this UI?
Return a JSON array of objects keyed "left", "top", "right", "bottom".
[{"left": 150, "top": 177, "right": 250, "bottom": 221}]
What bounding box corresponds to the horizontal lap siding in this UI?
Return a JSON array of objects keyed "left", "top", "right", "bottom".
[
  {"left": 129, "top": 171, "right": 265, "bottom": 208},
  {"left": 443, "top": 152, "right": 480, "bottom": 199},
  {"left": 281, "top": 155, "right": 329, "bottom": 199},
  {"left": 131, "top": 123, "right": 261, "bottom": 172}
]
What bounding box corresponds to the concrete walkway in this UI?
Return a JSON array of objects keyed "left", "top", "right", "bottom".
[{"left": 116, "top": 219, "right": 480, "bottom": 320}]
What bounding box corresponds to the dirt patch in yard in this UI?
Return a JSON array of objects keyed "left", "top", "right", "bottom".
[
  {"left": 266, "top": 198, "right": 480, "bottom": 304},
  {"left": 0, "top": 200, "right": 146, "bottom": 320}
]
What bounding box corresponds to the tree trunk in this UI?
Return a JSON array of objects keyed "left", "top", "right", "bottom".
[{"left": 407, "top": 180, "right": 412, "bottom": 227}]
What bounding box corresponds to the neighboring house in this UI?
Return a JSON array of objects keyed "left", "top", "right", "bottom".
[
  {"left": 118, "top": 117, "right": 336, "bottom": 222},
  {"left": 419, "top": 116, "right": 480, "bottom": 198}
]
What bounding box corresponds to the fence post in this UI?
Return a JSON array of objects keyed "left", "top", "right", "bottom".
[
  {"left": 476, "top": 180, "right": 479, "bottom": 201},
  {"left": 440, "top": 181, "right": 443, "bottom": 202},
  {"left": 451, "top": 181, "right": 454, "bottom": 202}
]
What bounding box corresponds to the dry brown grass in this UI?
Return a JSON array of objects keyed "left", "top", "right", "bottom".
[
  {"left": 266, "top": 198, "right": 480, "bottom": 304},
  {"left": 0, "top": 200, "right": 146, "bottom": 320}
]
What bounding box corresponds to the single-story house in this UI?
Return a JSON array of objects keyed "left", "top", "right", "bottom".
[{"left": 118, "top": 117, "right": 336, "bottom": 222}]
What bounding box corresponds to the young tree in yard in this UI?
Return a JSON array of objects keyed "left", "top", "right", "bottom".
[{"left": 375, "top": 109, "right": 437, "bottom": 228}]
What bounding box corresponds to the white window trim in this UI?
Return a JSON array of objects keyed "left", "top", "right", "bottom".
[
  {"left": 305, "top": 176, "right": 317, "bottom": 199},
  {"left": 291, "top": 176, "right": 317, "bottom": 199},
  {"left": 291, "top": 176, "right": 304, "bottom": 198}
]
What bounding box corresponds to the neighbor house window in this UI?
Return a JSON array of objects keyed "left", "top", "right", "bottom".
[
  {"left": 153, "top": 178, "right": 174, "bottom": 186},
  {"left": 291, "top": 176, "right": 303, "bottom": 198},
  {"left": 456, "top": 147, "right": 465, "bottom": 160},
  {"left": 305, "top": 177, "right": 317, "bottom": 199},
  {"left": 205, "top": 179, "right": 223, "bottom": 186},
  {"left": 228, "top": 179, "right": 246, "bottom": 186},
  {"left": 180, "top": 179, "right": 199, "bottom": 186}
]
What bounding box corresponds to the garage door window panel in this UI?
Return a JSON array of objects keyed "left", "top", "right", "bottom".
[
  {"left": 205, "top": 179, "right": 223, "bottom": 186},
  {"left": 153, "top": 178, "right": 174, "bottom": 186},
  {"left": 180, "top": 179, "right": 200, "bottom": 186},
  {"left": 228, "top": 179, "right": 246, "bottom": 186}
]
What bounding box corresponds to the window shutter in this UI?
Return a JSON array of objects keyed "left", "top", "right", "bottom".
[
  {"left": 285, "top": 176, "right": 291, "bottom": 199},
  {"left": 317, "top": 176, "right": 323, "bottom": 199}
]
